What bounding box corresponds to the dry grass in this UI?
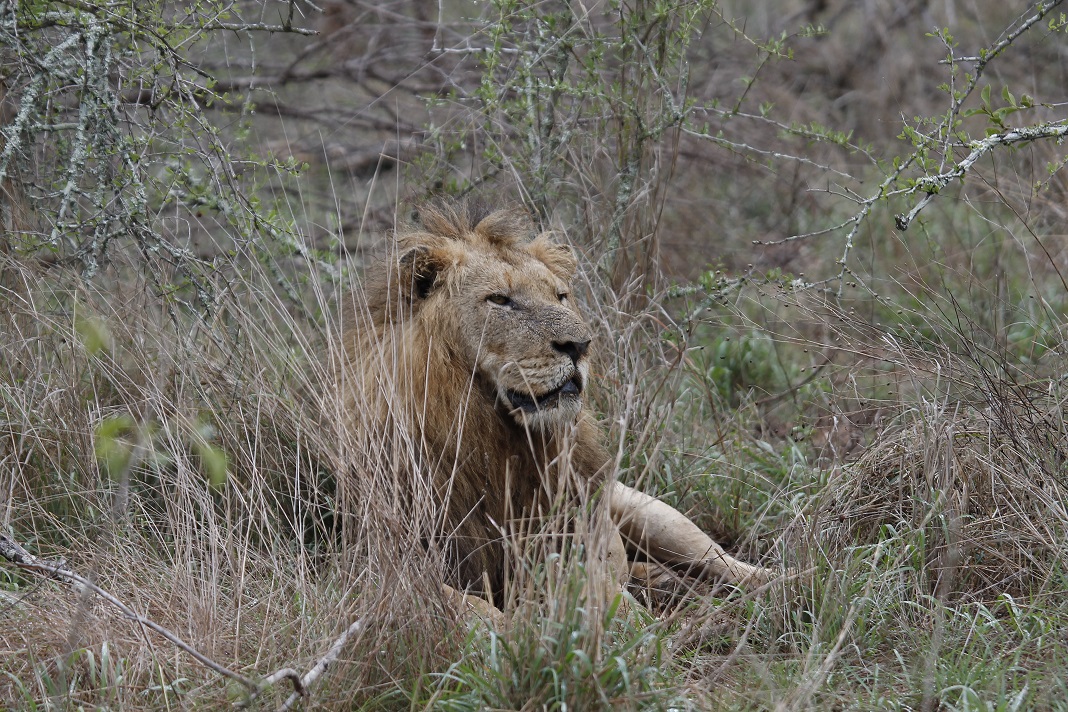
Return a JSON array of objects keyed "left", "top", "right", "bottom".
[
  {"left": 0, "top": 251, "right": 472, "bottom": 707},
  {"left": 805, "top": 398, "right": 1068, "bottom": 600},
  {"left": 0, "top": 238, "right": 678, "bottom": 708},
  {"left": 4, "top": 0, "right": 1068, "bottom": 709}
]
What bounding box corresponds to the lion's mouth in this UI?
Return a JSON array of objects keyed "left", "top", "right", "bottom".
[{"left": 505, "top": 373, "right": 584, "bottom": 413}]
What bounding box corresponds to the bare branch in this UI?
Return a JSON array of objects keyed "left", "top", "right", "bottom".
[
  {"left": 262, "top": 668, "right": 305, "bottom": 695},
  {"left": 196, "top": 22, "right": 318, "bottom": 36},
  {"left": 894, "top": 122, "right": 1068, "bottom": 231},
  {"left": 3, "top": 530, "right": 372, "bottom": 706},
  {"left": 3, "top": 530, "right": 376, "bottom": 707}
]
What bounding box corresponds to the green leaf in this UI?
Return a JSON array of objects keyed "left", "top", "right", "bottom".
[
  {"left": 94, "top": 415, "right": 137, "bottom": 478},
  {"left": 194, "top": 438, "right": 229, "bottom": 489},
  {"left": 75, "top": 314, "right": 113, "bottom": 356}
]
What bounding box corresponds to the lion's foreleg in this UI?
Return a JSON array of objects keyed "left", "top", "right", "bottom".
[
  {"left": 441, "top": 584, "right": 507, "bottom": 628},
  {"left": 438, "top": 528, "right": 629, "bottom": 627},
  {"left": 609, "top": 482, "right": 770, "bottom": 587},
  {"left": 605, "top": 525, "right": 629, "bottom": 590}
]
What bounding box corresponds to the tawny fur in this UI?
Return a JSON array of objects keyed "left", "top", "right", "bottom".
[{"left": 340, "top": 202, "right": 613, "bottom": 605}]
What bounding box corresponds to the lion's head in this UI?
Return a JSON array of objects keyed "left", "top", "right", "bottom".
[{"left": 371, "top": 202, "right": 594, "bottom": 431}]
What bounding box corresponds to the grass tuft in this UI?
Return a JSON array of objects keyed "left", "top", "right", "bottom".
[{"left": 804, "top": 392, "right": 1068, "bottom": 600}]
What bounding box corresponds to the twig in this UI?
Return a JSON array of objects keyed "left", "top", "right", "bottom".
[
  {"left": 0, "top": 533, "right": 260, "bottom": 694},
  {"left": 277, "top": 619, "right": 365, "bottom": 711},
  {"left": 196, "top": 22, "right": 318, "bottom": 36},
  {"left": 682, "top": 127, "right": 853, "bottom": 179},
  {"left": 1, "top": 531, "right": 357, "bottom": 706}
]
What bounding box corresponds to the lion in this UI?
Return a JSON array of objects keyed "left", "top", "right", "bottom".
[{"left": 339, "top": 201, "right": 771, "bottom": 615}]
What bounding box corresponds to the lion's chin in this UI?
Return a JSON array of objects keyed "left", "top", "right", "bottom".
[
  {"left": 502, "top": 373, "right": 584, "bottom": 427},
  {"left": 508, "top": 399, "right": 582, "bottom": 430}
]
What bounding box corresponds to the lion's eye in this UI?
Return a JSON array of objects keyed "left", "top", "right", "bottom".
[
  {"left": 486, "top": 294, "right": 512, "bottom": 306},
  {"left": 557, "top": 292, "right": 569, "bottom": 302}
]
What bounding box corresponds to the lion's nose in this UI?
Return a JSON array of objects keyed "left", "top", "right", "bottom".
[{"left": 552, "top": 338, "right": 590, "bottom": 363}]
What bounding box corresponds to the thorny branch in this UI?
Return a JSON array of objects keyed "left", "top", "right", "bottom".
[
  {"left": 645, "top": 1, "right": 1066, "bottom": 304},
  {"left": 0, "top": 532, "right": 363, "bottom": 709},
  {"left": 932, "top": 1, "right": 1064, "bottom": 174},
  {"left": 0, "top": 0, "right": 326, "bottom": 311}
]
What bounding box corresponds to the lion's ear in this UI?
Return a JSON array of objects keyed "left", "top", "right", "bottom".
[
  {"left": 397, "top": 245, "right": 444, "bottom": 302},
  {"left": 529, "top": 234, "right": 578, "bottom": 280}
]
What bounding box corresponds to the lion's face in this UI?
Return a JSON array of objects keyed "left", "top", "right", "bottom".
[
  {"left": 454, "top": 248, "right": 592, "bottom": 430},
  {"left": 391, "top": 208, "right": 593, "bottom": 431}
]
